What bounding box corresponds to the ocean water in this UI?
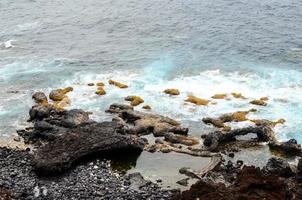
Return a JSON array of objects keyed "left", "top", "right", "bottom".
[{"left": 1, "top": 0, "right": 302, "bottom": 188}]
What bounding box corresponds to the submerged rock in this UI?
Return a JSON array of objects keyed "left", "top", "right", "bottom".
[
  {"left": 164, "top": 132, "right": 199, "bottom": 146},
  {"left": 109, "top": 79, "right": 128, "bottom": 88},
  {"left": 125, "top": 96, "right": 144, "bottom": 106},
  {"left": 164, "top": 89, "right": 180, "bottom": 95},
  {"left": 185, "top": 95, "right": 209, "bottom": 106}
]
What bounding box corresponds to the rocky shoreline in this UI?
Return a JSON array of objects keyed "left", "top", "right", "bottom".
[{"left": 1, "top": 86, "right": 302, "bottom": 199}]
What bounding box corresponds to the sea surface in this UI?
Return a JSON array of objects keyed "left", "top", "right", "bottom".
[{"left": 1, "top": 0, "right": 302, "bottom": 188}]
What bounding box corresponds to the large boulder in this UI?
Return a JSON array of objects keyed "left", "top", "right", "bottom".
[
  {"left": 61, "top": 109, "right": 90, "bottom": 127},
  {"left": 264, "top": 157, "right": 295, "bottom": 178},
  {"left": 33, "top": 121, "right": 146, "bottom": 174},
  {"left": 29, "top": 104, "right": 54, "bottom": 120}
]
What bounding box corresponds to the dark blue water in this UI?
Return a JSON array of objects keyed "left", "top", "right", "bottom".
[{"left": 0, "top": 0, "right": 302, "bottom": 142}]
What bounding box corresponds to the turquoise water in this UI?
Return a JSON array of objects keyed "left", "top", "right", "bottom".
[{"left": 0, "top": 0, "right": 302, "bottom": 143}]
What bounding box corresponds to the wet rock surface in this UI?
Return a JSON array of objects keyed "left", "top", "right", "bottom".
[{"left": 0, "top": 148, "right": 174, "bottom": 200}]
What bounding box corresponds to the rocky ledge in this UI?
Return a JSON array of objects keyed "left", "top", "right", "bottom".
[
  {"left": 2, "top": 90, "right": 302, "bottom": 200},
  {"left": 175, "top": 157, "right": 302, "bottom": 200}
]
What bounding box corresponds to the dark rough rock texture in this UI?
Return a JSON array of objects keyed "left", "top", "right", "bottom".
[
  {"left": 29, "top": 104, "right": 55, "bottom": 121},
  {"left": 264, "top": 157, "right": 295, "bottom": 178},
  {"left": 0, "top": 147, "right": 174, "bottom": 200},
  {"left": 176, "top": 159, "right": 302, "bottom": 200},
  {"left": 177, "top": 166, "right": 286, "bottom": 200},
  {"left": 269, "top": 139, "right": 302, "bottom": 156},
  {"left": 60, "top": 109, "right": 90, "bottom": 127},
  {"left": 21, "top": 106, "right": 147, "bottom": 174},
  {"left": 33, "top": 121, "right": 146, "bottom": 174}
]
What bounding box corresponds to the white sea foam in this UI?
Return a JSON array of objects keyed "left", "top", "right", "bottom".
[{"left": 63, "top": 64, "right": 302, "bottom": 143}]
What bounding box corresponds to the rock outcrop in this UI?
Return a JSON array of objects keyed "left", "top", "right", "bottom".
[
  {"left": 185, "top": 95, "right": 209, "bottom": 106},
  {"left": 176, "top": 159, "right": 302, "bottom": 200},
  {"left": 22, "top": 105, "right": 146, "bottom": 174},
  {"left": 109, "top": 80, "right": 128, "bottom": 88}
]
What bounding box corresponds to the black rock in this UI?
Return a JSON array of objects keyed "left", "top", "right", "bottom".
[
  {"left": 264, "top": 157, "right": 294, "bottom": 178},
  {"left": 60, "top": 109, "right": 90, "bottom": 127},
  {"left": 33, "top": 121, "right": 146, "bottom": 174}
]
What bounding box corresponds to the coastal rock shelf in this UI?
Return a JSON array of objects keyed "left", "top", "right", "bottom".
[{"left": 2, "top": 88, "right": 302, "bottom": 200}]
